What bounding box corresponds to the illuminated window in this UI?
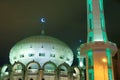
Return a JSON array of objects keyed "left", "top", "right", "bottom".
[
  {"left": 89, "top": 4, "right": 92, "bottom": 12},
  {"left": 89, "top": 36, "right": 92, "bottom": 42},
  {"left": 106, "top": 48, "right": 112, "bottom": 66},
  {"left": 50, "top": 54, "right": 55, "bottom": 57},
  {"left": 88, "top": 0, "right": 92, "bottom": 12},
  {"left": 102, "top": 31, "right": 107, "bottom": 42},
  {"left": 100, "top": 13, "right": 105, "bottom": 30},
  {"left": 88, "top": 50, "right": 93, "bottom": 66},
  {"left": 108, "top": 69, "right": 113, "bottom": 80},
  {"left": 88, "top": 57, "right": 91, "bottom": 66},
  {"left": 88, "top": 69, "right": 94, "bottom": 80},
  {"left": 39, "top": 53, "right": 45, "bottom": 56},
  {"left": 88, "top": 14, "right": 93, "bottom": 30},
  {"left": 28, "top": 53, "right": 34, "bottom": 57},
  {"left": 89, "top": 18, "right": 92, "bottom": 30},
  {"left": 41, "top": 45, "right": 43, "bottom": 48},
  {"left": 88, "top": 32, "right": 93, "bottom": 42},
  {"left": 20, "top": 55, "right": 24, "bottom": 58},
  {"left": 30, "top": 45, "right": 32, "bottom": 48},
  {"left": 89, "top": 73, "right": 92, "bottom": 79},
  {"left": 66, "top": 58, "right": 70, "bottom": 61},
  {"left": 52, "top": 46, "right": 55, "bottom": 49},
  {"left": 13, "top": 57, "right": 16, "bottom": 60},
  {"left": 60, "top": 56, "right": 64, "bottom": 59},
  {"left": 99, "top": 0, "right": 103, "bottom": 11}
]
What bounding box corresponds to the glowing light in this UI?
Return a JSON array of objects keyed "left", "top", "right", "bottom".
[
  {"left": 80, "top": 61, "right": 83, "bottom": 67},
  {"left": 102, "top": 58, "right": 107, "bottom": 63}
]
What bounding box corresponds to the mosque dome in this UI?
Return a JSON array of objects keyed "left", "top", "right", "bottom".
[{"left": 9, "top": 35, "right": 73, "bottom": 66}]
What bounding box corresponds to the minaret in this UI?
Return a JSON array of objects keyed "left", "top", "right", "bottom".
[
  {"left": 87, "top": 0, "right": 107, "bottom": 42},
  {"left": 79, "top": 0, "right": 118, "bottom": 80}
]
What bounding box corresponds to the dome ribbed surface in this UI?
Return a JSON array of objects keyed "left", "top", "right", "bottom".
[{"left": 9, "top": 35, "right": 73, "bottom": 66}]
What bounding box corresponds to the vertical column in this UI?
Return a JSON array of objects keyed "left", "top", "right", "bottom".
[
  {"left": 87, "top": 50, "right": 94, "bottom": 80},
  {"left": 87, "top": 0, "right": 108, "bottom": 42}
]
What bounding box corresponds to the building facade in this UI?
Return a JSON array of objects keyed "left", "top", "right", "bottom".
[
  {"left": 1, "top": 61, "right": 81, "bottom": 80},
  {"left": 0, "top": 35, "right": 83, "bottom": 80}
]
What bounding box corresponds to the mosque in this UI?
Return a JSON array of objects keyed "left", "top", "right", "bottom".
[
  {"left": 0, "top": 0, "right": 118, "bottom": 80},
  {"left": 0, "top": 30, "right": 83, "bottom": 80}
]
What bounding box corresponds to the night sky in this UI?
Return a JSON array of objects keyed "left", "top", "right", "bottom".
[{"left": 0, "top": 0, "right": 120, "bottom": 66}]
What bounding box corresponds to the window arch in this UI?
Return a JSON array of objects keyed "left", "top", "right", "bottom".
[
  {"left": 26, "top": 61, "right": 40, "bottom": 73},
  {"left": 58, "top": 63, "right": 70, "bottom": 76},
  {"left": 13, "top": 64, "right": 22, "bottom": 71},
  {"left": 12, "top": 62, "right": 24, "bottom": 73},
  {"left": 43, "top": 61, "right": 57, "bottom": 74},
  {"left": 59, "top": 65, "right": 68, "bottom": 75},
  {"left": 27, "top": 63, "right": 39, "bottom": 70}
]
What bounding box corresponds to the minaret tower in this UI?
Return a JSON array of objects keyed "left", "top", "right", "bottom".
[
  {"left": 80, "top": 0, "right": 117, "bottom": 80},
  {"left": 87, "top": 0, "right": 107, "bottom": 42}
]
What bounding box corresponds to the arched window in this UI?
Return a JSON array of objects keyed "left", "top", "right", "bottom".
[
  {"left": 12, "top": 63, "right": 23, "bottom": 73},
  {"left": 44, "top": 63, "right": 56, "bottom": 74},
  {"left": 27, "top": 62, "right": 40, "bottom": 73},
  {"left": 59, "top": 65, "right": 68, "bottom": 75},
  {"left": 27, "top": 63, "right": 39, "bottom": 70}
]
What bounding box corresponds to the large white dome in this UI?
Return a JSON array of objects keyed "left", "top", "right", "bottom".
[{"left": 9, "top": 35, "right": 73, "bottom": 66}]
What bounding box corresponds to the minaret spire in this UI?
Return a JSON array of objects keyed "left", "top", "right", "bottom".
[
  {"left": 79, "top": 0, "right": 117, "bottom": 80},
  {"left": 40, "top": 17, "right": 46, "bottom": 35},
  {"left": 87, "top": 0, "right": 107, "bottom": 42}
]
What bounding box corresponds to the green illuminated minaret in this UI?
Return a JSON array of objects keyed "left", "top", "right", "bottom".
[
  {"left": 79, "top": 0, "right": 118, "bottom": 80},
  {"left": 87, "top": 0, "right": 107, "bottom": 42}
]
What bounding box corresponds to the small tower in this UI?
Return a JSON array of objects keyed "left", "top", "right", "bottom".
[{"left": 79, "top": 0, "right": 117, "bottom": 80}]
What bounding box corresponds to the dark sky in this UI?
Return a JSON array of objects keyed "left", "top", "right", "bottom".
[{"left": 0, "top": 0, "right": 120, "bottom": 66}]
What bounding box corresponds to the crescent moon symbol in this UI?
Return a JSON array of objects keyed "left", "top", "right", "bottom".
[{"left": 41, "top": 18, "right": 46, "bottom": 23}]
